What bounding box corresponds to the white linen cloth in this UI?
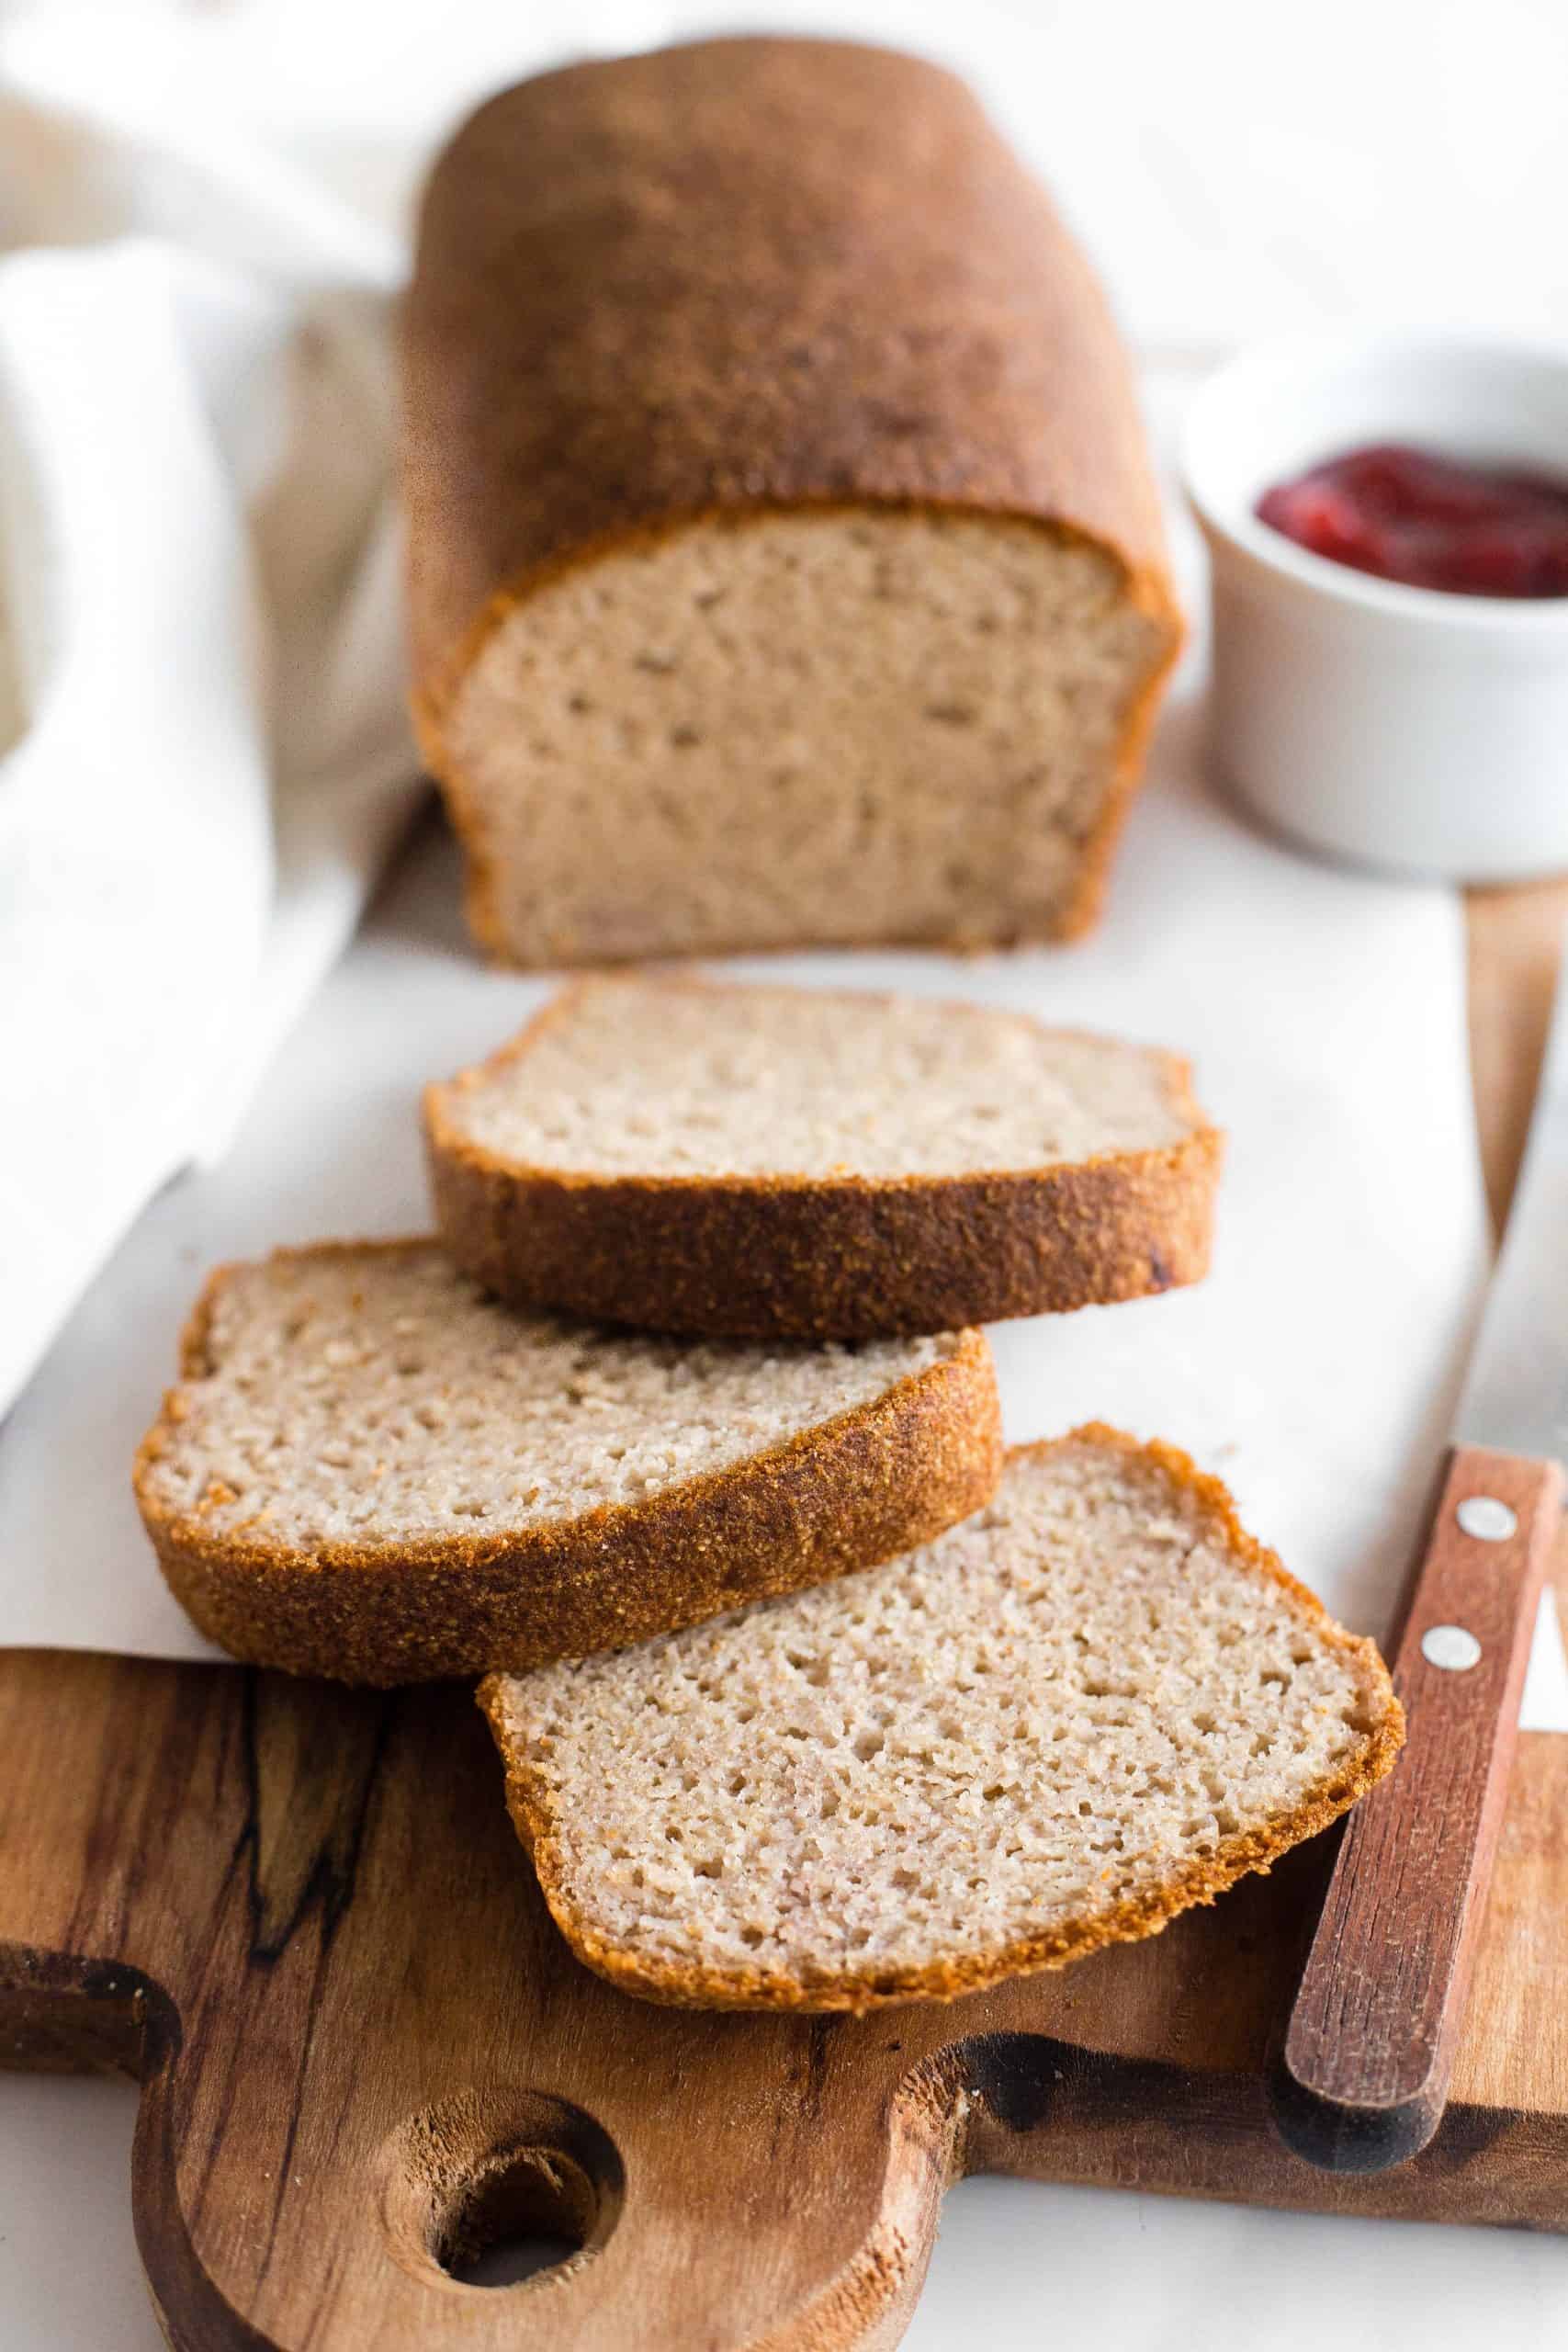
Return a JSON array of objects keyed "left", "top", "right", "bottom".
[{"left": 0, "top": 71, "right": 422, "bottom": 1417}]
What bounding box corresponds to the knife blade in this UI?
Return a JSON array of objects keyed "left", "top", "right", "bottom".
[
  {"left": 1270, "top": 940, "right": 1568, "bottom": 2175},
  {"left": 1455, "top": 953, "right": 1568, "bottom": 1463}
]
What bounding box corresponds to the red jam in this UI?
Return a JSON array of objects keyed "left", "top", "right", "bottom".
[{"left": 1256, "top": 444, "right": 1568, "bottom": 598}]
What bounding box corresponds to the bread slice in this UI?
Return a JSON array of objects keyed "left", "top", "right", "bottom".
[
  {"left": 404, "top": 40, "right": 1182, "bottom": 967},
  {"left": 479, "top": 1430, "right": 1402, "bottom": 2012},
  {"left": 132, "top": 1241, "right": 1000, "bottom": 1686},
  {"left": 426, "top": 978, "right": 1223, "bottom": 1340}
]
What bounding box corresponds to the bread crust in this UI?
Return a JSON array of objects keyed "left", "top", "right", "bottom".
[
  {"left": 424, "top": 982, "right": 1224, "bottom": 1340},
  {"left": 479, "top": 1427, "right": 1405, "bottom": 2013},
  {"left": 132, "top": 1240, "right": 1002, "bottom": 1687},
  {"left": 402, "top": 36, "right": 1183, "bottom": 961}
]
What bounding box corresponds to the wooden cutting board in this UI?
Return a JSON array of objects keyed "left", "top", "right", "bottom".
[{"left": 4, "top": 882, "right": 1568, "bottom": 2351}]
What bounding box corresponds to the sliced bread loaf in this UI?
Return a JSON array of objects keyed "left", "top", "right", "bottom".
[
  {"left": 133, "top": 1241, "right": 1000, "bottom": 1685},
  {"left": 479, "top": 1430, "right": 1402, "bottom": 2012},
  {"left": 404, "top": 39, "right": 1181, "bottom": 967},
  {"left": 426, "top": 978, "right": 1223, "bottom": 1339}
]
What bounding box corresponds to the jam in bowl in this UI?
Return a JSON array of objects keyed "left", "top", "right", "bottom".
[
  {"left": 1257, "top": 443, "right": 1568, "bottom": 599},
  {"left": 1182, "top": 331, "right": 1568, "bottom": 881}
]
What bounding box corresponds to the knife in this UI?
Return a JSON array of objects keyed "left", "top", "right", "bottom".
[{"left": 1270, "top": 942, "right": 1568, "bottom": 2174}]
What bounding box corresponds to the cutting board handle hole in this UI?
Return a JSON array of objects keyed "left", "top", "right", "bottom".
[
  {"left": 380, "top": 2089, "right": 625, "bottom": 2295},
  {"left": 436, "top": 2143, "right": 596, "bottom": 2287}
]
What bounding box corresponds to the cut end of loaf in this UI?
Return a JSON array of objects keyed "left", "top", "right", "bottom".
[
  {"left": 435, "top": 508, "right": 1178, "bottom": 967},
  {"left": 481, "top": 1430, "right": 1403, "bottom": 2012}
]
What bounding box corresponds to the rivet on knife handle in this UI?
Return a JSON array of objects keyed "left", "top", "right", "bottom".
[{"left": 1270, "top": 1442, "right": 1562, "bottom": 2174}]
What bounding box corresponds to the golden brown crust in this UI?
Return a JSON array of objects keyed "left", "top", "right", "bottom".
[
  {"left": 402, "top": 36, "right": 1183, "bottom": 958},
  {"left": 479, "top": 1428, "right": 1405, "bottom": 2014},
  {"left": 132, "top": 1240, "right": 1003, "bottom": 1688},
  {"left": 424, "top": 982, "right": 1224, "bottom": 1340}
]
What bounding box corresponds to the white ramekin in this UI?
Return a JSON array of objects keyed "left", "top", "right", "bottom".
[{"left": 1182, "top": 332, "right": 1568, "bottom": 882}]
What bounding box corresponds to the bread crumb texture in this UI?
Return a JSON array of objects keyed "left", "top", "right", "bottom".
[
  {"left": 137, "top": 1242, "right": 953, "bottom": 1551},
  {"left": 445, "top": 512, "right": 1168, "bottom": 963},
  {"left": 483, "top": 1432, "right": 1402, "bottom": 2010},
  {"left": 437, "top": 977, "right": 1193, "bottom": 1181}
]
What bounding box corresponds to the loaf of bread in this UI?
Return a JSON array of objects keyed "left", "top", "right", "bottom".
[
  {"left": 132, "top": 1241, "right": 1000, "bottom": 1684},
  {"left": 481, "top": 1431, "right": 1402, "bottom": 2011},
  {"left": 426, "top": 978, "right": 1222, "bottom": 1338},
  {"left": 403, "top": 36, "right": 1182, "bottom": 967}
]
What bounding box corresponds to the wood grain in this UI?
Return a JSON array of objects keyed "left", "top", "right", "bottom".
[
  {"left": 0, "top": 879, "right": 1562, "bottom": 2347},
  {"left": 1277, "top": 1444, "right": 1562, "bottom": 2169}
]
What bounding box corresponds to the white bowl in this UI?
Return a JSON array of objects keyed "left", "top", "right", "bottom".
[{"left": 1182, "top": 332, "right": 1568, "bottom": 882}]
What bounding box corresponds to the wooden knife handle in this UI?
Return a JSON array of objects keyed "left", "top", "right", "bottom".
[{"left": 1271, "top": 1442, "right": 1562, "bottom": 2173}]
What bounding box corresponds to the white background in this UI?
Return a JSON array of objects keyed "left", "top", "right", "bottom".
[{"left": 5, "top": 1, "right": 1568, "bottom": 2346}]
